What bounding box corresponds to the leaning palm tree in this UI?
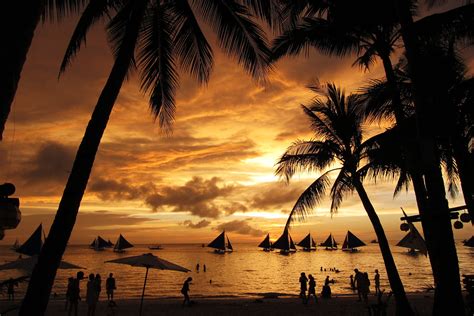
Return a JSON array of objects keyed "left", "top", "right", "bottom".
[
  {"left": 20, "top": 1, "right": 271, "bottom": 314},
  {"left": 276, "top": 83, "right": 412, "bottom": 315}
]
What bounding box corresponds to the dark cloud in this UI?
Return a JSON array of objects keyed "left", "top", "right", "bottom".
[
  {"left": 145, "top": 177, "right": 234, "bottom": 218},
  {"left": 222, "top": 202, "right": 248, "bottom": 215},
  {"left": 215, "top": 219, "right": 265, "bottom": 237},
  {"left": 250, "top": 182, "right": 304, "bottom": 210},
  {"left": 182, "top": 219, "right": 211, "bottom": 229},
  {"left": 88, "top": 177, "right": 155, "bottom": 201}
]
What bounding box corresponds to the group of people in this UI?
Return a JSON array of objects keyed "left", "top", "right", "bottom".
[
  {"left": 195, "top": 263, "right": 207, "bottom": 272},
  {"left": 65, "top": 272, "right": 116, "bottom": 316},
  {"left": 298, "top": 272, "right": 318, "bottom": 304},
  {"left": 350, "top": 269, "right": 380, "bottom": 304}
]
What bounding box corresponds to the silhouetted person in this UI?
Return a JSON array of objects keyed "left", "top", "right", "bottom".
[
  {"left": 374, "top": 269, "right": 380, "bottom": 295},
  {"left": 106, "top": 273, "right": 116, "bottom": 301},
  {"left": 196, "top": 263, "right": 200, "bottom": 272},
  {"left": 203, "top": 264, "right": 206, "bottom": 272},
  {"left": 361, "top": 272, "right": 370, "bottom": 304},
  {"left": 350, "top": 275, "right": 355, "bottom": 291},
  {"left": 87, "top": 273, "right": 98, "bottom": 316},
  {"left": 95, "top": 274, "right": 102, "bottom": 300},
  {"left": 68, "top": 271, "right": 84, "bottom": 316},
  {"left": 354, "top": 269, "right": 363, "bottom": 301},
  {"left": 7, "top": 278, "right": 15, "bottom": 301},
  {"left": 65, "top": 277, "right": 74, "bottom": 310},
  {"left": 321, "top": 276, "right": 332, "bottom": 298},
  {"left": 308, "top": 274, "right": 318, "bottom": 304},
  {"left": 320, "top": 266, "right": 323, "bottom": 272},
  {"left": 181, "top": 277, "right": 192, "bottom": 306},
  {"left": 299, "top": 272, "right": 308, "bottom": 303}
]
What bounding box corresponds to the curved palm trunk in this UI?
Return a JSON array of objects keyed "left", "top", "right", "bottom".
[
  {"left": 394, "top": 1, "right": 465, "bottom": 314},
  {"left": 353, "top": 178, "right": 413, "bottom": 316},
  {"left": 379, "top": 53, "right": 440, "bottom": 284},
  {"left": 19, "top": 1, "right": 148, "bottom": 314},
  {"left": 0, "top": 0, "right": 43, "bottom": 140}
]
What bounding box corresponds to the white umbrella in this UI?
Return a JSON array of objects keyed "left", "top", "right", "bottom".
[
  {"left": 105, "top": 253, "right": 190, "bottom": 315},
  {"left": 0, "top": 256, "right": 84, "bottom": 272}
]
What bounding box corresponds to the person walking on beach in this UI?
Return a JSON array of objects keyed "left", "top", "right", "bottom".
[
  {"left": 203, "top": 264, "right": 206, "bottom": 272},
  {"left": 354, "top": 269, "right": 363, "bottom": 301},
  {"left": 95, "top": 274, "right": 102, "bottom": 300},
  {"left": 374, "top": 269, "right": 380, "bottom": 295},
  {"left": 299, "top": 272, "right": 308, "bottom": 303},
  {"left": 321, "top": 276, "right": 332, "bottom": 298},
  {"left": 360, "top": 272, "right": 370, "bottom": 304},
  {"left": 196, "top": 263, "right": 200, "bottom": 272},
  {"left": 68, "top": 271, "right": 84, "bottom": 316},
  {"left": 350, "top": 275, "right": 355, "bottom": 291},
  {"left": 106, "top": 273, "right": 116, "bottom": 301},
  {"left": 87, "top": 273, "right": 99, "bottom": 316},
  {"left": 181, "top": 277, "right": 193, "bottom": 306},
  {"left": 307, "top": 274, "right": 318, "bottom": 304}
]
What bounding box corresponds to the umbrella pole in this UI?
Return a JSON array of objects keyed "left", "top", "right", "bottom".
[{"left": 139, "top": 267, "right": 149, "bottom": 316}]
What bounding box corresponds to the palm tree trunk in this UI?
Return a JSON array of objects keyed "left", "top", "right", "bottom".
[
  {"left": 379, "top": 52, "right": 440, "bottom": 284},
  {"left": 0, "top": 0, "right": 43, "bottom": 140},
  {"left": 394, "top": 1, "right": 465, "bottom": 314},
  {"left": 18, "top": 1, "right": 148, "bottom": 314},
  {"left": 353, "top": 178, "right": 413, "bottom": 316}
]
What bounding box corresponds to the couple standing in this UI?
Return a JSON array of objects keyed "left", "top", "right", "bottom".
[{"left": 299, "top": 272, "right": 318, "bottom": 304}]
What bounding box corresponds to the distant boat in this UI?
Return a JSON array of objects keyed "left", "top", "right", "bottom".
[
  {"left": 464, "top": 236, "right": 474, "bottom": 248},
  {"left": 208, "top": 231, "right": 233, "bottom": 254},
  {"left": 89, "top": 236, "right": 110, "bottom": 251},
  {"left": 11, "top": 238, "right": 20, "bottom": 251},
  {"left": 113, "top": 234, "right": 134, "bottom": 253},
  {"left": 272, "top": 228, "right": 297, "bottom": 255},
  {"left": 16, "top": 224, "right": 44, "bottom": 257},
  {"left": 341, "top": 231, "right": 366, "bottom": 252},
  {"left": 397, "top": 223, "right": 428, "bottom": 255},
  {"left": 258, "top": 234, "right": 273, "bottom": 252},
  {"left": 320, "top": 233, "right": 338, "bottom": 250},
  {"left": 370, "top": 239, "right": 378, "bottom": 244},
  {"left": 297, "top": 233, "right": 316, "bottom": 251},
  {"left": 148, "top": 245, "right": 163, "bottom": 250},
  {"left": 106, "top": 239, "right": 114, "bottom": 248}
]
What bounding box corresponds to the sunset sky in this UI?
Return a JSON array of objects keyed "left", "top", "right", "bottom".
[{"left": 1, "top": 6, "right": 472, "bottom": 245}]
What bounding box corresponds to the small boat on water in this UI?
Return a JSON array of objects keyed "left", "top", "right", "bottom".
[
  {"left": 148, "top": 245, "right": 163, "bottom": 250},
  {"left": 208, "top": 231, "right": 233, "bottom": 254},
  {"left": 297, "top": 233, "right": 316, "bottom": 251},
  {"left": 272, "top": 228, "right": 297, "bottom": 255},
  {"left": 258, "top": 233, "right": 273, "bottom": 252},
  {"left": 464, "top": 236, "right": 474, "bottom": 248},
  {"left": 342, "top": 231, "right": 366, "bottom": 252},
  {"left": 396, "top": 223, "right": 428, "bottom": 255},
  {"left": 89, "top": 236, "right": 110, "bottom": 251},
  {"left": 113, "top": 234, "right": 134, "bottom": 253},
  {"left": 370, "top": 239, "right": 378, "bottom": 244},
  {"left": 16, "top": 224, "right": 44, "bottom": 257},
  {"left": 320, "top": 233, "right": 338, "bottom": 250},
  {"left": 11, "top": 238, "right": 20, "bottom": 251}
]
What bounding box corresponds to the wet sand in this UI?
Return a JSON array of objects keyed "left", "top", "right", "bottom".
[{"left": 0, "top": 293, "right": 436, "bottom": 315}]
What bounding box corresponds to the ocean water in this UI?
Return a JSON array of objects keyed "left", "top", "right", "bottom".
[{"left": 0, "top": 242, "right": 472, "bottom": 300}]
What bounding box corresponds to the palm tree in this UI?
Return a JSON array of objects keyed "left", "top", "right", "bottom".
[
  {"left": 276, "top": 83, "right": 413, "bottom": 315},
  {"left": 19, "top": 1, "right": 271, "bottom": 314},
  {"left": 0, "top": 0, "right": 85, "bottom": 140}
]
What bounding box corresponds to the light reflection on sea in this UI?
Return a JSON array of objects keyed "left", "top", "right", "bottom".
[{"left": 0, "top": 243, "right": 472, "bottom": 300}]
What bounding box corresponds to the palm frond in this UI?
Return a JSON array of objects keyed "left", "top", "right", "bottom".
[
  {"left": 284, "top": 170, "right": 334, "bottom": 229},
  {"left": 44, "top": 0, "right": 88, "bottom": 21},
  {"left": 393, "top": 170, "right": 411, "bottom": 197},
  {"left": 172, "top": 0, "right": 213, "bottom": 84},
  {"left": 194, "top": 0, "right": 271, "bottom": 80},
  {"left": 329, "top": 169, "right": 353, "bottom": 213},
  {"left": 137, "top": 2, "right": 179, "bottom": 133}
]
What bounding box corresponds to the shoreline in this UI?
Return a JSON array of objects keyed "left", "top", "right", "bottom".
[{"left": 0, "top": 293, "right": 438, "bottom": 315}]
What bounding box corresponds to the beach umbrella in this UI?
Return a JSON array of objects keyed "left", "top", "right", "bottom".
[
  {"left": 105, "top": 253, "right": 190, "bottom": 316},
  {"left": 0, "top": 256, "right": 83, "bottom": 273}
]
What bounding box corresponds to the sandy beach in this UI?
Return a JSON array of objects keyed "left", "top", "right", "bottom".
[{"left": 0, "top": 293, "right": 437, "bottom": 315}]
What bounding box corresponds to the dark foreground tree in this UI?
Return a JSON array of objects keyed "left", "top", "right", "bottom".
[
  {"left": 20, "top": 0, "right": 271, "bottom": 314},
  {"left": 276, "top": 83, "right": 413, "bottom": 315}
]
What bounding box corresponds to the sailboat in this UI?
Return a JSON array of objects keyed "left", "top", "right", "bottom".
[
  {"left": 207, "top": 231, "right": 233, "bottom": 254},
  {"left": 89, "top": 236, "right": 110, "bottom": 251},
  {"left": 113, "top": 234, "right": 134, "bottom": 253},
  {"left": 16, "top": 224, "right": 43, "bottom": 257},
  {"left": 464, "top": 236, "right": 474, "bottom": 248},
  {"left": 320, "top": 233, "right": 338, "bottom": 250},
  {"left": 342, "top": 231, "right": 366, "bottom": 252},
  {"left": 272, "top": 228, "right": 297, "bottom": 255},
  {"left": 396, "top": 223, "right": 428, "bottom": 255},
  {"left": 297, "top": 233, "right": 316, "bottom": 251},
  {"left": 10, "top": 238, "right": 20, "bottom": 251},
  {"left": 106, "top": 239, "right": 114, "bottom": 248},
  {"left": 258, "top": 233, "right": 273, "bottom": 252}
]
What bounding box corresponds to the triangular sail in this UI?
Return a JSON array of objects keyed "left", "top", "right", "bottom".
[
  {"left": 107, "top": 239, "right": 114, "bottom": 247},
  {"left": 258, "top": 234, "right": 271, "bottom": 249},
  {"left": 397, "top": 223, "right": 428, "bottom": 255},
  {"left": 297, "top": 234, "right": 311, "bottom": 248},
  {"left": 464, "top": 236, "right": 474, "bottom": 247},
  {"left": 227, "top": 236, "right": 233, "bottom": 251},
  {"left": 273, "top": 229, "right": 295, "bottom": 251},
  {"left": 89, "top": 238, "right": 96, "bottom": 248},
  {"left": 97, "top": 236, "right": 109, "bottom": 248},
  {"left": 342, "top": 231, "right": 366, "bottom": 249},
  {"left": 208, "top": 231, "right": 226, "bottom": 250},
  {"left": 114, "top": 234, "right": 134, "bottom": 251},
  {"left": 320, "top": 233, "right": 337, "bottom": 248},
  {"left": 290, "top": 236, "right": 296, "bottom": 250},
  {"left": 17, "top": 224, "right": 43, "bottom": 256},
  {"left": 311, "top": 238, "right": 317, "bottom": 248}
]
